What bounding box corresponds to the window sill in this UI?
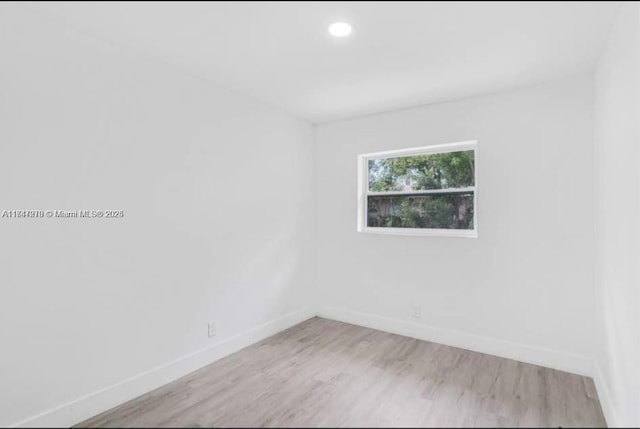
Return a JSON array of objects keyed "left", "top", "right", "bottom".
[{"left": 358, "top": 227, "right": 478, "bottom": 238}]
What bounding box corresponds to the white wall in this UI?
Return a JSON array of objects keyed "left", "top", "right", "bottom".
[
  {"left": 594, "top": 2, "right": 640, "bottom": 427},
  {"left": 3, "top": 3, "right": 638, "bottom": 428},
  {"left": 0, "top": 7, "right": 315, "bottom": 427},
  {"left": 315, "top": 76, "right": 597, "bottom": 374}
]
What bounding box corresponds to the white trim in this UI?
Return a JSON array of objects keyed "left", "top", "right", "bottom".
[
  {"left": 317, "top": 306, "right": 595, "bottom": 377},
  {"left": 357, "top": 140, "right": 478, "bottom": 238},
  {"left": 13, "top": 306, "right": 609, "bottom": 428},
  {"left": 367, "top": 187, "right": 476, "bottom": 196},
  {"left": 362, "top": 140, "right": 478, "bottom": 160},
  {"left": 359, "top": 226, "right": 478, "bottom": 238},
  {"left": 9, "top": 307, "right": 316, "bottom": 428},
  {"left": 593, "top": 363, "right": 617, "bottom": 427}
]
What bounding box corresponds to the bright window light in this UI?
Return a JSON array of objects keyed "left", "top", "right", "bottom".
[{"left": 357, "top": 140, "right": 478, "bottom": 238}]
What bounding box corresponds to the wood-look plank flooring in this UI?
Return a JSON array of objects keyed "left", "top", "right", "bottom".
[{"left": 77, "top": 317, "right": 606, "bottom": 428}]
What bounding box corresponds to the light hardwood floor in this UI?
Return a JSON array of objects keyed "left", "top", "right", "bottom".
[{"left": 77, "top": 317, "right": 606, "bottom": 428}]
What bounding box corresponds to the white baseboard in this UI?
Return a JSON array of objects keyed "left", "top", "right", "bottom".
[
  {"left": 10, "top": 306, "right": 316, "bottom": 428},
  {"left": 12, "top": 305, "right": 604, "bottom": 428},
  {"left": 317, "top": 305, "right": 595, "bottom": 377},
  {"left": 593, "top": 363, "right": 617, "bottom": 427}
]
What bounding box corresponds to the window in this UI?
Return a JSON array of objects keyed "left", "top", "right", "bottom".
[{"left": 357, "top": 140, "right": 477, "bottom": 237}]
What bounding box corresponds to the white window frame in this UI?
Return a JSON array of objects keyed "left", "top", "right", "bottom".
[{"left": 357, "top": 140, "right": 478, "bottom": 238}]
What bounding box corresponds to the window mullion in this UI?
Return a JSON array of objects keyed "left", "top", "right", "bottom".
[
  {"left": 367, "top": 187, "right": 475, "bottom": 197},
  {"left": 359, "top": 141, "right": 477, "bottom": 236}
]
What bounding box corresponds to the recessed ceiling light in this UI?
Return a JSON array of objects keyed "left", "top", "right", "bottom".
[{"left": 328, "top": 22, "right": 352, "bottom": 38}]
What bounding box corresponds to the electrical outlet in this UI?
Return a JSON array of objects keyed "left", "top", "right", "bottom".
[
  {"left": 412, "top": 305, "right": 422, "bottom": 319},
  {"left": 208, "top": 321, "right": 216, "bottom": 337}
]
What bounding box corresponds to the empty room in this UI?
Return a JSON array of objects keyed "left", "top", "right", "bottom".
[{"left": 1, "top": 1, "right": 639, "bottom": 428}]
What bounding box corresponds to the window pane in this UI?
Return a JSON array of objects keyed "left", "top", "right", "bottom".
[
  {"left": 368, "top": 150, "right": 474, "bottom": 192},
  {"left": 367, "top": 193, "right": 474, "bottom": 229}
]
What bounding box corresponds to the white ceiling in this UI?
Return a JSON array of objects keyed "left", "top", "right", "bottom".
[{"left": 27, "top": 1, "right": 619, "bottom": 123}]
